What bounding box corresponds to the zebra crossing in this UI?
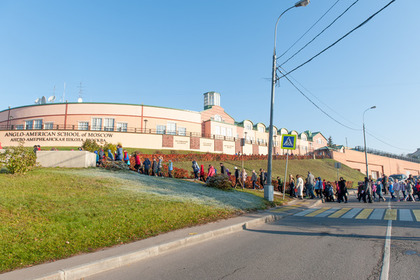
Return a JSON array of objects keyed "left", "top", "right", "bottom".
[{"left": 272, "top": 205, "right": 420, "bottom": 222}]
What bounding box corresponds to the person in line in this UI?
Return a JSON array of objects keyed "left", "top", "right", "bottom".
[
  {"left": 152, "top": 158, "right": 158, "bottom": 176},
  {"left": 296, "top": 174, "right": 304, "bottom": 199},
  {"left": 277, "top": 176, "right": 283, "bottom": 193},
  {"left": 199, "top": 164, "right": 205, "bottom": 182},
  {"left": 400, "top": 180, "right": 407, "bottom": 200},
  {"left": 289, "top": 175, "right": 295, "bottom": 197},
  {"left": 415, "top": 180, "right": 420, "bottom": 201},
  {"left": 404, "top": 179, "right": 415, "bottom": 202},
  {"left": 376, "top": 179, "right": 386, "bottom": 202},
  {"left": 357, "top": 181, "right": 364, "bottom": 202},
  {"left": 337, "top": 177, "right": 348, "bottom": 203},
  {"left": 123, "top": 149, "right": 130, "bottom": 164},
  {"left": 220, "top": 163, "right": 225, "bottom": 174},
  {"left": 241, "top": 168, "right": 247, "bottom": 189},
  {"left": 107, "top": 149, "right": 114, "bottom": 161},
  {"left": 251, "top": 170, "right": 258, "bottom": 190},
  {"left": 362, "top": 177, "right": 373, "bottom": 203},
  {"left": 234, "top": 167, "right": 240, "bottom": 188},
  {"left": 115, "top": 145, "right": 123, "bottom": 161},
  {"left": 307, "top": 171, "right": 316, "bottom": 199},
  {"left": 388, "top": 181, "right": 396, "bottom": 199},
  {"left": 259, "top": 169, "right": 265, "bottom": 188},
  {"left": 315, "top": 177, "right": 323, "bottom": 199},
  {"left": 192, "top": 160, "right": 200, "bottom": 180},
  {"left": 382, "top": 174, "right": 389, "bottom": 195},
  {"left": 207, "top": 164, "right": 216, "bottom": 181},
  {"left": 134, "top": 153, "right": 142, "bottom": 173},
  {"left": 393, "top": 179, "right": 402, "bottom": 201},
  {"left": 143, "top": 157, "right": 151, "bottom": 175},
  {"left": 168, "top": 160, "right": 173, "bottom": 178},
  {"left": 157, "top": 156, "right": 163, "bottom": 177}
]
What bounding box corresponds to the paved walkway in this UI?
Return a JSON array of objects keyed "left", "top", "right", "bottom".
[{"left": 0, "top": 196, "right": 321, "bottom": 280}]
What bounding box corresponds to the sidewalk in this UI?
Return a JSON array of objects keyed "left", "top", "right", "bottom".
[{"left": 0, "top": 195, "right": 320, "bottom": 280}]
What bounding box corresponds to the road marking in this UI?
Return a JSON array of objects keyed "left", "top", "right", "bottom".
[
  {"left": 305, "top": 208, "right": 330, "bottom": 217},
  {"left": 342, "top": 208, "right": 362, "bottom": 219},
  {"left": 412, "top": 210, "right": 420, "bottom": 221},
  {"left": 380, "top": 201, "right": 392, "bottom": 280},
  {"left": 369, "top": 208, "right": 385, "bottom": 220},
  {"left": 294, "top": 208, "right": 317, "bottom": 217},
  {"left": 355, "top": 208, "right": 373, "bottom": 219},
  {"left": 384, "top": 209, "right": 397, "bottom": 220},
  {"left": 398, "top": 209, "right": 413, "bottom": 221},
  {"left": 316, "top": 208, "right": 339, "bottom": 218},
  {"left": 328, "top": 208, "right": 351, "bottom": 218}
]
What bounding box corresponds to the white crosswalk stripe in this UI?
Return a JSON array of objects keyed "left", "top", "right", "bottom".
[
  {"left": 399, "top": 209, "right": 413, "bottom": 221},
  {"left": 369, "top": 208, "right": 385, "bottom": 220},
  {"left": 293, "top": 208, "right": 317, "bottom": 217},
  {"left": 316, "top": 208, "right": 339, "bottom": 217},
  {"left": 342, "top": 208, "right": 363, "bottom": 219}
]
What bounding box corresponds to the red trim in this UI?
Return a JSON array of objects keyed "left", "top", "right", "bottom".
[
  {"left": 64, "top": 103, "right": 68, "bottom": 129},
  {"left": 141, "top": 105, "right": 144, "bottom": 131}
]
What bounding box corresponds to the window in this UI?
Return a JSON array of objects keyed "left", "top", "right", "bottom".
[
  {"left": 117, "top": 122, "right": 128, "bottom": 132},
  {"left": 79, "top": 122, "right": 89, "bottom": 130},
  {"left": 104, "top": 118, "right": 115, "bottom": 131},
  {"left": 221, "top": 127, "right": 226, "bottom": 136},
  {"left": 16, "top": 125, "right": 24, "bottom": 130},
  {"left": 215, "top": 126, "right": 220, "bottom": 135},
  {"left": 44, "top": 122, "right": 54, "bottom": 129},
  {"left": 157, "top": 125, "right": 166, "bottom": 134},
  {"left": 34, "top": 119, "right": 42, "bottom": 129},
  {"left": 245, "top": 124, "right": 252, "bottom": 130},
  {"left": 258, "top": 126, "right": 265, "bottom": 133},
  {"left": 167, "top": 122, "right": 176, "bottom": 135},
  {"left": 214, "top": 115, "right": 222, "bottom": 122},
  {"left": 91, "top": 118, "right": 102, "bottom": 131},
  {"left": 25, "top": 120, "right": 33, "bottom": 130},
  {"left": 178, "top": 127, "right": 186, "bottom": 136},
  {"left": 227, "top": 128, "right": 232, "bottom": 137}
]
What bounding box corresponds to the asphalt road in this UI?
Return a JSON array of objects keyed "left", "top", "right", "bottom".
[{"left": 88, "top": 196, "right": 420, "bottom": 280}]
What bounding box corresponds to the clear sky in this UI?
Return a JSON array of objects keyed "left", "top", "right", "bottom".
[{"left": 0, "top": 0, "right": 418, "bottom": 155}]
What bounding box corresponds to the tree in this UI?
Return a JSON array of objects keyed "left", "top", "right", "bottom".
[{"left": 327, "top": 136, "right": 334, "bottom": 147}]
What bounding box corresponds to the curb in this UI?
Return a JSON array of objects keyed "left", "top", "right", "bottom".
[{"left": 34, "top": 214, "right": 283, "bottom": 280}]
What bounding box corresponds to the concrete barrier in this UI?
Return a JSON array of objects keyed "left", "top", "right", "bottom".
[{"left": 36, "top": 151, "right": 96, "bottom": 168}]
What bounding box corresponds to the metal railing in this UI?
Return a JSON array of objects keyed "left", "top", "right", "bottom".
[{"left": 353, "top": 146, "right": 420, "bottom": 163}]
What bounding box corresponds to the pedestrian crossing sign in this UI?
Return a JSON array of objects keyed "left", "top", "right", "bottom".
[{"left": 281, "top": 134, "right": 296, "bottom": 150}]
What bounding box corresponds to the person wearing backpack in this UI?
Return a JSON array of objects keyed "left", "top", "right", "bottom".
[{"left": 192, "top": 160, "right": 199, "bottom": 180}]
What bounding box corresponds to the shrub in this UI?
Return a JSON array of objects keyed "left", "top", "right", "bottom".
[
  {"left": 81, "top": 139, "right": 101, "bottom": 152},
  {"left": 102, "top": 159, "right": 130, "bottom": 171},
  {"left": 103, "top": 142, "right": 117, "bottom": 154},
  {"left": 0, "top": 142, "right": 37, "bottom": 174},
  {"left": 206, "top": 174, "right": 232, "bottom": 190}
]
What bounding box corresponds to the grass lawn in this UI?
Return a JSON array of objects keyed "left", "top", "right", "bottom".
[{"left": 0, "top": 168, "right": 274, "bottom": 272}]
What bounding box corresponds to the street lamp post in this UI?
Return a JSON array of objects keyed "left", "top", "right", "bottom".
[
  {"left": 266, "top": 0, "right": 310, "bottom": 202},
  {"left": 363, "top": 106, "right": 376, "bottom": 178}
]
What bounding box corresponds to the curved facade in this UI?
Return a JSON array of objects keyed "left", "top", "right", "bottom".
[{"left": 0, "top": 92, "right": 327, "bottom": 155}]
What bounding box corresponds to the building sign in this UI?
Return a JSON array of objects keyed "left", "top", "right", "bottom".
[{"left": 1, "top": 131, "right": 113, "bottom": 145}]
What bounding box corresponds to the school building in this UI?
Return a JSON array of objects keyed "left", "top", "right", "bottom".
[{"left": 0, "top": 91, "right": 419, "bottom": 177}]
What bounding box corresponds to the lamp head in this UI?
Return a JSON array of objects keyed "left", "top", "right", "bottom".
[
  {"left": 295, "top": 0, "right": 310, "bottom": 7},
  {"left": 371, "top": 106, "right": 376, "bottom": 109}
]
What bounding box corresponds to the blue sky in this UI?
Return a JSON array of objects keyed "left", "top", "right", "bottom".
[{"left": 0, "top": 0, "right": 418, "bottom": 155}]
